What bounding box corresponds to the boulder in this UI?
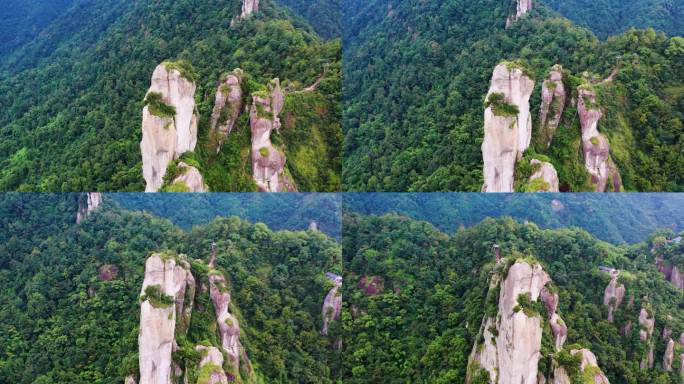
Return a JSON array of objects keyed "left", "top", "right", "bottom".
[
  {"left": 577, "top": 86, "right": 621, "bottom": 192},
  {"left": 539, "top": 65, "right": 566, "bottom": 147},
  {"left": 251, "top": 79, "right": 296, "bottom": 192},
  {"left": 141, "top": 63, "right": 198, "bottom": 192},
  {"left": 210, "top": 69, "right": 244, "bottom": 151},
  {"left": 571, "top": 349, "right": 610, "bottom": 384},
  {"left": 527, "top": 159, "right": 559, "bottom": 192},
  {"left": 482, "top": 63, "right": 535, "bottom": 192},
  {"left": 170, "top": 162, "right": 207, "bottom": 192},
  {"left": 195, "top": 345, "right": 229, "bottom": 384}
]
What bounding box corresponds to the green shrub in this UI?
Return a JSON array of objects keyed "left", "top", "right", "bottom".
[{"left": 144, "top": 92, "right": 176, "bottom": 119}]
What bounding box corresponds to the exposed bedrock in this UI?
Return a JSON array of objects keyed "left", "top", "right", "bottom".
[
  {"left": 577, "top": 87, "right": 621, "bottom": 192},
  {"left": 663, "top": 338, "right": 675, "bottom": 371},
  {"left": 138, "top": 253, "right": 194, "bottom": 384},
  {"left": 528, "top": 159, "right": 559, "bottom": 192},
  {"left": 171, "top": 162, "right": 207, "bottom": 192},
  {"left": 603, "top": 271, "right": 625, "bottom": 323},
  {"left": 482, "top": 63, "right": 535, "bottom": 192},
  {"left": 195, "top": 345, "right": 229, "bottom": 384},
  {"left": 656, "top": 257, "right": 684, "bottom": 290},
  {"left": 639, "top": 307, "right": 656, "bottom": 370},
  {"left": 506, "top": 0, "right": 533, "bottom": 27},
  {"left": 250, "top": 79, "right": 296, "bottom": 192},
  {"left": 210, "top": 69, "right": 244, "bottom": 151},
  {"left": 141, "top": 63, "right": 198, "bottom": 192},
  {"left": 322, "top": 273, "right": 343, "bottom": 336},
  {"left": 539, "top": 65, "right": 566, "bottom": 147},
  {"left": 76, "top": 192, "right": 103, "bottom": 224}
]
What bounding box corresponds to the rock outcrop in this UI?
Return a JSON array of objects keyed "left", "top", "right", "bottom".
[
  {"left": 469, "top": 259, "right": 609, "bottom": 384},
  {"left": 322, "top": 273, "right": 342, "bottom": 336},
  {"left": 195, "top": 345, "right": 229, "bottom": 384},
  {"left": 141, "top": 62, "right": 199, "bottom": 192},
  {"left": 125, "top": 375, "right": 137, "bottom": 384},
  {"left": 207, "top": 255, "right": 249, "bottom": 376},
  {"left": 170, "top": 162, "right": 207, "bottom": 192},
  {"left": 572, "top": 349, "right": 610, "bottom": 384},
  {"left": 663, "top": 338, "right": 675, "bottom": 371},
  {"left": 527, "top": 159, "right": 559, "bottom": 192},
  {"left": 639, "top": 307, "right": 656, "bottom": 370},
  {"left": 138, "top": 253, "right": 194, "bottom": 384},
  {"left": 539, "top": 65, "right": 566, "bottom": 147},
  {"left": 482, "top": 63, "right": 535, "bottom": 192},
  {"left": 76, "top": 192, "right": 103, "bottom": 224},
  {"left": 210, "top": 69, "right": 244, "bottom": 151},
  {"left": 577, "top": 86, "right": 621, "bottom": 192},
  {"left": 506, "top": 0, "right": 533, "bottom": 27},
  {"left": 241, "top": 0, "right": 259, "bottom": 19},
  {"left": 603, "top": 270, "right": 625, "bottom": 323},
  {"left": 251, "top": 79, "right": 296, "bottom": 192},
  {"left": 656, "top": 257, "right": 684, "bottom": 290},
  {"left": 468, "top": 261, "right": 550, "bottom": 383}
]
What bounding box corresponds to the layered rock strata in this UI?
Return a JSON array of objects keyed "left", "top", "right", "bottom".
[
  {"left": 210, "top": 69, "right": 244, "bottom": 151},
  {"left": 251, "top": 79, "right": 296, "bottom": 192},
  {"left": 76, "top": 192, "right": 103, "bottom": 224},
  {"left": 577, "top": 86, "right": 621, "bottom": 192},
  {"left": 141, "top": 63, "right": 199, "bottom": 192},
  {"left": 322, "top": 273, "right": 343, "bottom": 336},
  {"left": 539, "top": 65, "right": 566, "bottom": 147},
  {"left": 482, "top": 63, "right": 535, "bottom": 192}
]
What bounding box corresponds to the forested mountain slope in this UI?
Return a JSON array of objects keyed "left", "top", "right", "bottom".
[
  {"left": 0, "top": 0, "right": 75, "bottom": 56},
  {"left": 343, "top": 213, "right": 684, "bottom": 383},
  {"left": 278, "top": 0, "right": 341, "bottom": 39},
  {"left": 343, "top": 193, "right": 684, "bottom": 243},
  {"left": 0, "top": 194, "right": 342, "bottom": 383},
  {"left": 542, "top": 0, "right": 684, "bottom": 39},
  {"left": 342, "top": 0, "right": 684, "bottom": 192},
  {"left": 0, "top": 0, "right": 341, "bottom": 192}
]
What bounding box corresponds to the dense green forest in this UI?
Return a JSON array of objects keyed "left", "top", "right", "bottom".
[
  {"left": 0, "top": 0, "right": 341, "bottom": 192},
  {"left": 0, "top": 0, "right": 75, "bottom": 56},
  {"left": 0, "top": 194, "right": 342, "bottom": 382},
  {"left": 343, "top": 193, "right": 684, "bottom": 243},
  {"left": 542, "top": 0, "right": 684, "bottom": 39},
  {"left": 342, "top": 212, "right": 684, "bottom": 383},
  {"left": 343, "top": 0, "right": 684, "bottom": 192},
  {"left": 278, "top": 0, "right": 341, "bottom": 39},
  {"left": 111, "top": 193, "right": 342, "bottom": 238}
]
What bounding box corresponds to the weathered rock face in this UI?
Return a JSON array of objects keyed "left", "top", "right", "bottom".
[
  {"left": 482, "top": 64, "right": 535, "bottom": 192},
  {"left": 572, "top": 349, "right": 610, "bottom": 384},
  {"left": 539, "top": 65, "right": 566, "bottom": 147},
  {"left": 195, "top": 346, "right": 229, "bottom": 384},
  {"left": 210, "top": 69, "right": 244, "bottom": 151},
  {"left": 656, "top": 258, "right": 684, "bottom": 290},
  {"left": 469, "top": 261, "right": 550, "bottom": 383},
  {"left": 125, "top": 375, "right": 137, "bottom": 384},
  {"left": 663, "top": 338, "right": 675, "bottom": 371},
  {"left": 506, "top": 0, "right": 533, "bottom": 27},
  {"left": 309, "top": 221, "right": 319, "bottom": 232},
  {"left": 241, "top": 0, "right": 259, "bottom": 19},
  {"left": 138, "top": 254, "right": 193, "bottom": 384},
  {"left": 577, "top": 87, "right": 621, "bottom": 192},
  {"left": 76, "top": 192, "right": 103, "bottom": 224},
  {"left": 541, "top": 286, "right": 567, "bottom": 351},
  {"left": 251, "top": 79, "right": 296, "bottom": 192},
  {"left": 208, "top": 269, "right": 247, "bottom": 374},
  {"left": 141, "top": 63, "right": 199, "bottom": 192},
  {"left": 528, "top": 159, "right": 559, "bottom": 192},
  {"left": 171, "top": 162, "right": 207, "bottom": 192},
  {"left": 603, "top": 271, "right": 625, "bottom": 323},
  {"left": 639, "top": 307, "right": 655, "bottom": 369},
  {"left": 322, "top": 273, "right": 343, "bottom": 336}
]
